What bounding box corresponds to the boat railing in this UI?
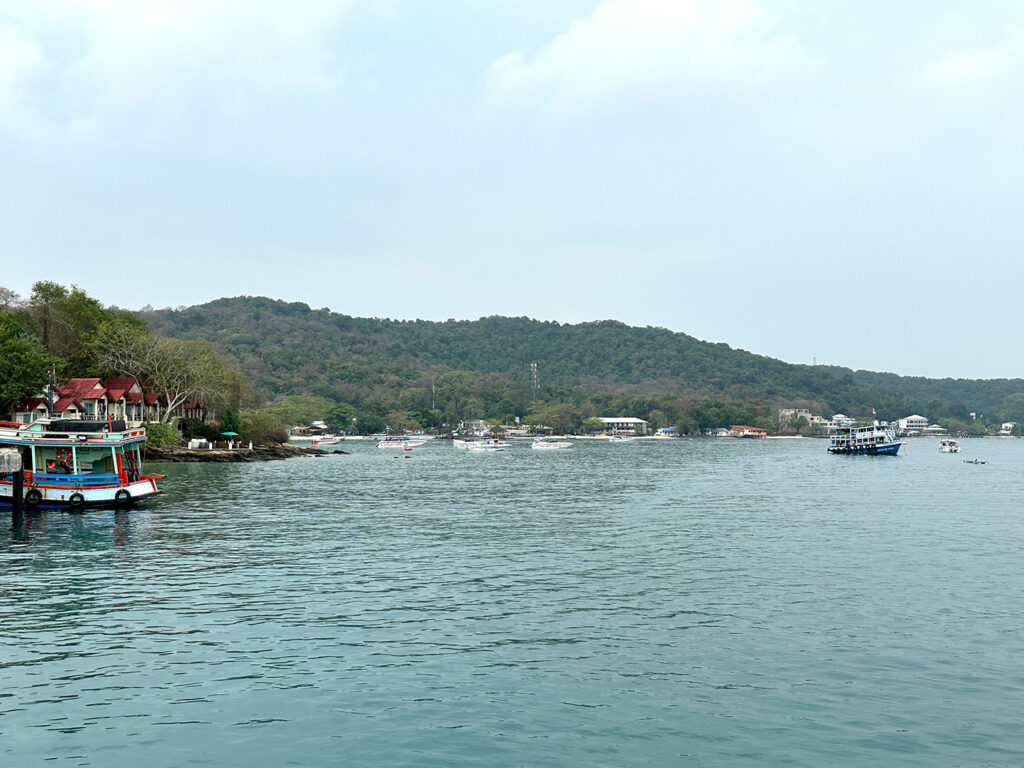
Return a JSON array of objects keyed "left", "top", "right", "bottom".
[{"left": 31, "top": 472, "right": 122, "bottom": 487}]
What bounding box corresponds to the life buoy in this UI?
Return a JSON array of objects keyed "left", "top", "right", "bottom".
[
  {"left": 69, "top": 492, "right": 85, "bottom": 508},
  {"left": 114, "top": 489, "right": 132, "bottom": 506},
  {"left": 25, "top": 488, "right": 42, "bottom": 505},
  {"left": 56, "top": 448, "right": 72, "bottom": 464}
]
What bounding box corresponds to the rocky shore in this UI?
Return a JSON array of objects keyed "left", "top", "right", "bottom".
[{"left": 143, "top": 443, "right": 338, "bottom": 463}]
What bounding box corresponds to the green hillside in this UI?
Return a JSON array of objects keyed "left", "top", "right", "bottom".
[{"left": 141, "top": 296, "right": 1024, "bottom": 429}]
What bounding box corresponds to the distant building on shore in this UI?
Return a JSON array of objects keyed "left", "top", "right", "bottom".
[
  {"left": 15, "top": 376, "right": 205, "bottom": 427},
  {"left": 599, "top": 417, "right": 649, "bottom": 435}
]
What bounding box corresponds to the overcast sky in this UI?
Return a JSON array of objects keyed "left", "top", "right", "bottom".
[{"left": 2, "top": 1, "right": 1022, "bottom": 378}]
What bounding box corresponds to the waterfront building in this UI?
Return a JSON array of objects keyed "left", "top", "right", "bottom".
[
  {"left": 898, "top": 414, "right": 929, "bottom": 435},
  {"left": 599, "top": 417, "right": 649, "bottom": 435}
]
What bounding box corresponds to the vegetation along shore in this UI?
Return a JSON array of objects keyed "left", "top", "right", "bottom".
[{"left": 4, "top": 282, "right": 1024, "bottom": 441}]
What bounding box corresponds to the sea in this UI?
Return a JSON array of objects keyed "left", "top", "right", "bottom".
[{"left": 2, "top": 437, "right": 1023, "bottom": 767}]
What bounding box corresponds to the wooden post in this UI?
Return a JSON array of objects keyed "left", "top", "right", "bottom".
[{"left": 1, "top": 450, "right": 23, "bottom": 519}]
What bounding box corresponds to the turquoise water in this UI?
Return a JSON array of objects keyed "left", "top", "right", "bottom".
[{"left": 3, "top": 437, "right": 1024, "bottom": 766}]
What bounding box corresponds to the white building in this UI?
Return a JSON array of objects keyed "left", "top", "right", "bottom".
[
  {"left": 778, "top": 408, "right": 834, "bottom": 431},
  {"left": 599, "top": 417, "right": 649, "bottom": 435},
  {"left": 898, "top": 415, "right": 929, "bottom": 434}
]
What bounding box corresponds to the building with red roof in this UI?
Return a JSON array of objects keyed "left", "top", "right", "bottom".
[{"left": 14, "top": 376, "right": 205, "bottom": 426}]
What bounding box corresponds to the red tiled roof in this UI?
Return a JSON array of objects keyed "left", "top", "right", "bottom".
[
  {"left": 60, "top": 378, "right": 106, "bottom": 400},
  {"left": 105, "top": 388, "right": 126, "bottom": 402},
  {"left": 143, "top": 393, "right": 162, "bottom": 405},
  {"left": 124, "top": 392, "right": 143, "bottom": 405},
  {"left": 19, "top": 397, "right": 46, "bottom": 410},
  {"left": 53, "top": 397, "right": 85, "bottom": 413},
  {"left": 183, "top": 399, "right": 205, "bottom": 409},
  {"left": 104, "top": 376, "right": 139, "bottom": 391}
]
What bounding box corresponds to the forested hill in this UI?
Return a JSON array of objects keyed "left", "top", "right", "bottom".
[{"left": 141, "top": 296, "right": 1023, "bottom": 421}]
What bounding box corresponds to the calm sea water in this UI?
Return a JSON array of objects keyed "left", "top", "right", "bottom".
[{"left": 3, "top": 437, "right": 1024, "bottom": 767}]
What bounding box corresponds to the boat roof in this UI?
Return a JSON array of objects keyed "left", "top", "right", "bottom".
[{"left": 0, "top": 418, "right": 147, "bottom": 447}]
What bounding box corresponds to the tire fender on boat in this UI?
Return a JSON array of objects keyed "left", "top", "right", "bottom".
[
  {"left": 115, "top": 489, "right": 132, "bottom": 506},
  {"left": 25, "top": 488, "right": 42, "bottom": 505},
  {"left": 69, "top": 492, "right": 85, "bottom": 508}
]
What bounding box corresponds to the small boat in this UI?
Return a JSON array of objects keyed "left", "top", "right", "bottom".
[
  {"left": 964, "top": 459, "right": 987, "bottom": 465},
  {"left": 0, "top": 418, "right": 163, "bottom": 510},
  {"left": 531, "top": 437, "right": 572, "bottom": 450},
  {"left": 312, "top": 436, "right": 341, "bottom": 446},
  {"left": 827, "top": 424, "right": 904, "bottom": 455},
  {"left": 608, "top": 436, "right": 634, "bottom": 443},
  {"left": 376, "top": 436, "right": 426, "bottom": 449},
  {"left": 466, "top": 440, "right": 509, "bottom": 452},
  {"left": 939, "top": 439, "right": 961, "bottom": 453}
]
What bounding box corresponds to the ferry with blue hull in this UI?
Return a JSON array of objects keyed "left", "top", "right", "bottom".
[
  {"left": 828, "top": 424, "right": 904, "bottom": 455},
  {"left": 0, "top": 418, "right": 163, "bottom": 510}
]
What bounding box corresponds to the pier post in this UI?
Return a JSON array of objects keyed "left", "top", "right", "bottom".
[
  {"left": 1, "top": 450, "right": 23, "bottom": 520},
  {"left": 12, "top": 469, "right": 23, "bottom": 518}
]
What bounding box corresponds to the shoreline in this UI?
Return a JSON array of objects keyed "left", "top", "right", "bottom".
[{"left": 144, "top": 443, "right": 334, "bottom": 463}]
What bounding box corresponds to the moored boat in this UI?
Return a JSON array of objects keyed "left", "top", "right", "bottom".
[
  {"left": 312, "top": 436, "right": 341, "bottom": 446},
  {"left": 376, "top": 436, "right": 426, "bottom": 448},
  {"left": 531, "top": 437, "right": 572, "bottom": 450},
  {"left": 0, "top": 418, "right": 163, "bottom": 509},
  {"left": 939, "top": 439, "right": 961, "bottom": 453},
  {"left": 466, "top": 440, "right": 509, "bottom": 452},
  {"left": 827, "top": 424, "right": 904, "bottom": 455}
]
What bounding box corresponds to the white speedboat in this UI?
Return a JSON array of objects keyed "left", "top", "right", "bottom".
[
  {"left": 531, "top": 437, "right": 572, "bottom": 450},
  {"left": 466, "top": 440, "right": 509, "bottom": 452},
  {"left": 939, "top": 439, "right": 961, "bottom": 453},
  {"left": 377, "top": 437, "right": 426, "bottom": 449},
  {"left": 312, "top": 436, "right": 341, "bottom": 446}
]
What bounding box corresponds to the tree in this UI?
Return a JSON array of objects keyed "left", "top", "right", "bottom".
[
  {"left": 324, "top": 402, "right": 357, "bottom": 432},
  {"left": 98, "top": 318, "right": 242, "bottom": 423},
  {"left": 142, "top": 421, "right": 181, "bottom": 447},
  {"left": 265, "top": 395, "right": 334, "bottom": 427},
  {"left": 221, "top": 410, "right": 241, "bottom": 434},
  {"left": 436, "top": 371, "right": 474, "bottom": 420},
  {"left": 0, "top": 311, "right": 55, "bottom": 419},
  {"left": 385, "top": 410, "right": 421, "bottom": 433},
  {"left": 1000, "top": 393, "right": 1024, "bottom": 423},
  {"left": 240, "top": 409, "right": 289, "bottom": 444},
  {"left": 22, "top": 281, "right": 114, "bottom": 373},
  {"left": 582, "top": 417, "right": 605, "bottom": 433}
]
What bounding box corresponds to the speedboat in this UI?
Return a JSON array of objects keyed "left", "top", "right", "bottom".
[
  {"left": 376, "top": 436, "right": 426, "bottom": 448},
  {"left": 466, "top": 440, "right": 509, "bottom": 452},
  {"left": 0, "top": 418, "right": 163, "bottom": 509},
  {"left": 531, "top": 437, "right": 572, "bottom": 450},
  {"left": 312, "top": 436, "right": 341, "bottom": 446},
  {"left": 939, "top": 439, "right": 961, "bottom": 453}
]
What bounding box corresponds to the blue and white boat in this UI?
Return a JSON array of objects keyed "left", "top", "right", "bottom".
[
  {"left": 828, "top": 424, "right": 904, "bottom": 455},
  {"left": 0, "top": 418, "right": 163, "bottom": 509}
]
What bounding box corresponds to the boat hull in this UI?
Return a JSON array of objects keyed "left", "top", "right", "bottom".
[
  {"left": 827, "top": 441, "right": 903, "bottom": 456},
  {"left": 0, "top": 475, "right": 162, "bottom": 510}
]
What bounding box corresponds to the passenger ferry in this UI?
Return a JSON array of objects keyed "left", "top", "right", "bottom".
[
  {"left": 0, "top": 418, "right": 163, "bottom": 509},
  {"left": 827, "top": 423, "right": 904, "bottom": 455}
]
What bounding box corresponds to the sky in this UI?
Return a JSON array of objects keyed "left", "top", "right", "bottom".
[{"left": 2, "top": 0, "right": 1022, "bottom": 379}]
